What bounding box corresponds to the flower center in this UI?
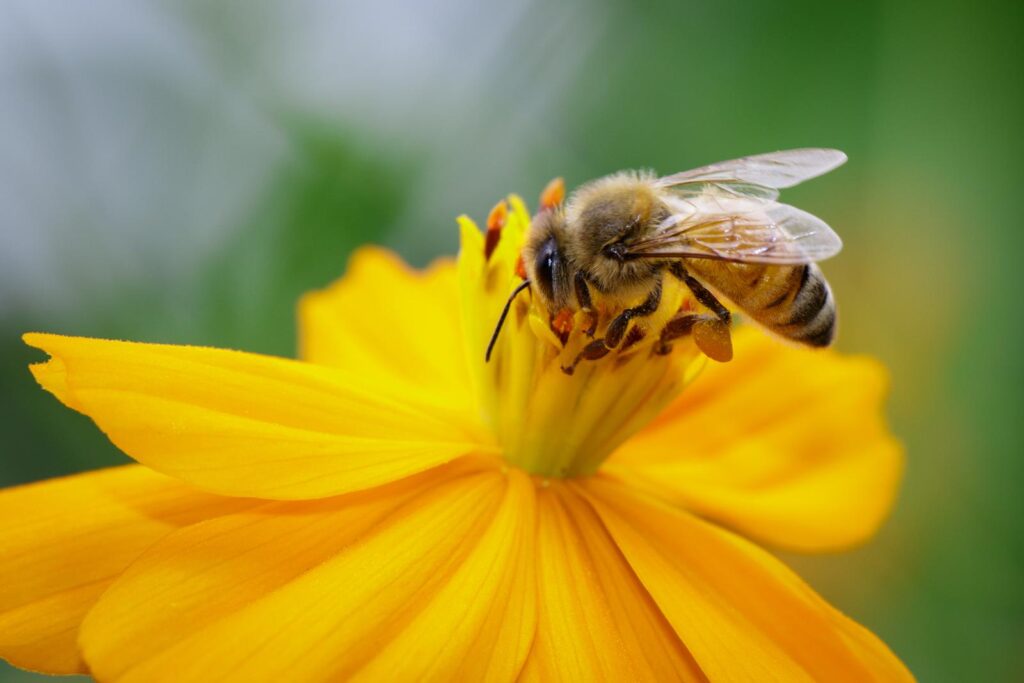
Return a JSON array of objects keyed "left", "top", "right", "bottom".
[{"left": 459, "top": 195, "right": 705, "bottom": 477}]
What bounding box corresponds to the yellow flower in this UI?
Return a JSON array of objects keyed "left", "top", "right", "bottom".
[{"left": 0, "top": 194, "right": 910, "bottom": 681}]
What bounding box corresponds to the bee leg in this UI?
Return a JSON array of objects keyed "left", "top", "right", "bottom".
[
  {"left": 655, "top": 313, "right": 701, "bottom": 354},
  {"left": 561, "top": 276, "right": 662, "bottom": 375},
  {"left": 655, "top": 311, "right": 733, "bottom": 362},
  {"left": 562, "top": 339, "right": 611, "bottom": 375},
  {"left": 574, "top": 271, "right": 598, "bottom": 337},
  {"left": 604, "top": 276, "right": 663, "bottom": 349},
  {"left": 669, "top": 263, "right": 731, "bottom": 324}
]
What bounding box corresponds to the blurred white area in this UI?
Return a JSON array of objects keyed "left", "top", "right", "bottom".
[
  {"left": 0, "top": 1, "right": 284, "bottom": 319},
  {"left": 246, "top": 0, "right": 602, "bottom": 254},
  {"left": 0, "top": 0, "right": 600, "bottom": 320}
]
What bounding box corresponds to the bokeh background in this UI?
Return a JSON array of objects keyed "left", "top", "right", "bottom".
[{"left": 1, "top": 0, "right": 1021, "bottom": 680}]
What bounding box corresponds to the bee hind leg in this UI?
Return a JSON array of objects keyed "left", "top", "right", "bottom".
[
  {"left": 669, "top": 263, "right": 731, "bottom": 324},
  {"left": 656, "top": 312, "right": 699, "bottom": 355},
  {"left": 656, "top": 311, "right": 733, "bottom": 362}
]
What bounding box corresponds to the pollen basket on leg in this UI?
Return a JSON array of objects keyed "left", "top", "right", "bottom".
[{"left": 459, "top": 195, "right": 706, "bottom": 478}]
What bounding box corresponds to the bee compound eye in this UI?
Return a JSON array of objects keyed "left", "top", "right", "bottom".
[{"left": 534, "top": 237, "right": 559, "bottom": 302}]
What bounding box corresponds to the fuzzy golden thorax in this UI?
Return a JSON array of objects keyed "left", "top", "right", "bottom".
[{"left": 563, "top": 171, "right": 668, "bottom": 302}]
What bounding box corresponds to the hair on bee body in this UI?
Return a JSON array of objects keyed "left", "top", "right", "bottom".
[{"left": 486, "top": 148, "right": 847, "bottom": 367}]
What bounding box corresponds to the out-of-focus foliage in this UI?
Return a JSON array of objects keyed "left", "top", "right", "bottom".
[{"left": 1, "top": 0, "right": 1021, "bottom": 681}]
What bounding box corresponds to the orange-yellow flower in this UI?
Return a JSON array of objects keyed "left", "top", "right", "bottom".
[{"left": 0, "top": 195, "right": 910, "bottom": 681}]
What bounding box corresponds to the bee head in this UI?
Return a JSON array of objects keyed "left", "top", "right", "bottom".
[
  {"left": 486, "top": 208, "right": 569, "bottom": 363},
  {"left": 522, "top": 209, "right": 572, "bottom": 311}
]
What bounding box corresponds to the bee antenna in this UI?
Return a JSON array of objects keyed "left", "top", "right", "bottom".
[{"left": 485, "top": 279, "right": 532, "bottom": 362}]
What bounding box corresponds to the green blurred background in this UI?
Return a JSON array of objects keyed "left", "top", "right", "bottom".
[{"left": 1, "top": 0, "right": 1021, "bottom": 680}]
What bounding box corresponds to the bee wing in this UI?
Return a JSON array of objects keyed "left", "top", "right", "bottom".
[
  {"left": 626, "top": 194, "right": 843, "bottom": 265},
  {"left": 655, "top": 148, "right": 847, "bottom": 201}
]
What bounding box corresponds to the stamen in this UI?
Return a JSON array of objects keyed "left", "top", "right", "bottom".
[
  {"left": 551, "top": 308, "right": 574, "bottom": 343},
  {"left": 462, "top": 191, "right": 706, "bottom": 478},
  {"left": 484, "top": 200, "right": 508, "bottom": 261},
  {"left": 514, "top": 255, "right": 527, "bottom": 280},
  {"left": 539, "top": 177, "right": 565, "bottom": 211}
]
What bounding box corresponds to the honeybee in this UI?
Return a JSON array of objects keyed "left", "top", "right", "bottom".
[{"left": 486, "top": 148, "right": 846, "bottom": 370}]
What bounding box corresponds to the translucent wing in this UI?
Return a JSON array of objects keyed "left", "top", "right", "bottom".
[
  {"left": 655, "top": 148, "right": 847, "bottom": 201},
  {"left": 625, "top": 193, "right": 842, "bottom": 265}
]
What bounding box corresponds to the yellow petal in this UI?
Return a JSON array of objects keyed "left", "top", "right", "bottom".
[
  {"left": 24, "top": 333, "right": 497, "bottom": 500},
  {"left": 578, "top": 476, "right": 914, "bottom": 682},
  {"left": 79, "top": 464, "right": 536, "bottom": 682},
  {"left": 297, "top": 247, "right": 475, "bottom": 416},
  {"left": 605, "top": 326, "right": 904, "bottom": 552},
  {"left": 358, "top": 467, "right": 536, "bottom": 682},
  {"left": 0, "top": 465, "right": 255, "bottom": 674},
  {"left": 518, "top": 483, "right": 705, "bottom": 682}
]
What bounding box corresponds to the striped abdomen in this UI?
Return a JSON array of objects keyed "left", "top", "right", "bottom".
[{"left": 686, "top": 261, "right": 836, "bottom": 346}]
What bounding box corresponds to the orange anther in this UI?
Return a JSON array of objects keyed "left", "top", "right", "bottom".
[
  {"left": 552, "top": 308, "right": 575, "bottom": 337},
  {"left": 484, "top": 200, "right": 508, "bottom": 261},
  {"left": 515, "top": 254, "right": 528, "bottom": 280},
  {"left": 487, "top": 200, "right": 509, "bottom": 232},
  {"left": 540, "top": 177, "right": 565, "bottom": 211}
]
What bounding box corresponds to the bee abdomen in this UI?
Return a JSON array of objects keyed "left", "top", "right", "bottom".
[
  {"left": 772, "top": 264, "right": 836, "bottom": 346},
  {"left": 687, "top": 261, "right": 837, "bottom": 348}
]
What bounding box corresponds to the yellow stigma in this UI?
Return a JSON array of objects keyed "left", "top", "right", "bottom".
[{"left": 459, "top": 195, "right": 705, "bottom": 477}]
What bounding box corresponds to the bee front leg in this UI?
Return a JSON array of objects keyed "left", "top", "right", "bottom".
[
  {"left": 604, "top": 276, "right": 663, "bottom": 349},
  {"left": 574, "top": 271, "right": 598, "bottom": 337},
  {"left": 561, "top": 275, "right": 664, "bottom": 375}
]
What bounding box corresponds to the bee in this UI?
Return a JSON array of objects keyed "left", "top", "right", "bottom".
[{"left": 486, "top": 148, "right": 846, "bottom": 371}]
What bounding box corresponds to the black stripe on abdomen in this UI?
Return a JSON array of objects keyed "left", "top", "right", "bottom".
[
  {"left": 785, "top": 266, "right": 827, "bottom": 326},
  {"left": 786, "top": 266, "right": 835, "bottom": 346}
]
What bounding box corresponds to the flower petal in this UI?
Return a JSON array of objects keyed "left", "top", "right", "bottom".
[
  {"left": 605, "top": 326, "right": 904, "bottom": 551},
  {"left": 24, "top": 333, "right": 497, "bottom": 500},
  {"left": 578, "top": 476, "right": 914, "bottom": 682},
  {"left": 297, "top": 248, "right": 474, "bottom": 414},
  {"left": 518, "top": 483, "right": 705, "bottom": 682},
  {"left": 0, "top": 465, "right": 255, "bottom": 674},
  {"left": 79, "top": 464, "right": 536, "bottom": 682}
]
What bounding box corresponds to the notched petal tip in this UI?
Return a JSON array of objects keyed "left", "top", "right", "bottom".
[
  {"left": 23, "top": 332, "right": 82, "bottom": 412},
  {"left": 19, "top": 331, "right": 495, "bottom": 501},
  {"left": 22, "top": 331, "right": 64, "bottom": 360}
]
